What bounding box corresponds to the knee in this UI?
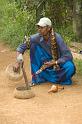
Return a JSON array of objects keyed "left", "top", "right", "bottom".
[{"left": 63, "top": 61, "right": 76, "bottom": 73}]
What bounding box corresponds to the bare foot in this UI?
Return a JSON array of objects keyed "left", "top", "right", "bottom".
[
  {"left": 57, "top": 85, "right": 64, "bottom": 90},
  {"left": 48, "top": 85, "right": 58, "bottom": 93},
  {"left": 48, "top": 84, "right": 64, "bottom": 93}
]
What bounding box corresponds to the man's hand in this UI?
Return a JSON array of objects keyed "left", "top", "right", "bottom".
[
  {"left": 44, "top": 60, "right": 56, "bottom": 68},
  {"left": 13, "top": 53, "right": 24, "bottom": 72},
  {"left": 13, "top": 62, "right": 20, "bottom": 72}
]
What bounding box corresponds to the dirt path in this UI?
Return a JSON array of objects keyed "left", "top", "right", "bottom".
[{"left": 0, "top": 43, "right": 82, "bottom": 124}]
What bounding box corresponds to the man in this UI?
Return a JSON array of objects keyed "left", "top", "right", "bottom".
[{"left": 14, "top": 17, "right": 76, "bottom": 93}]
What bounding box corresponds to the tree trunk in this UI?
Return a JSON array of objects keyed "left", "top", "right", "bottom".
[
  {"left": 36, "top": 0, "right": 46, "bottom": 22},
  {"left": 73, "top": 0, "right": 82, "bottom": 42}
]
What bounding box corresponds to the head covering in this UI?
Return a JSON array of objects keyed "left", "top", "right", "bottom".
[{"left": 37, "top": 17, "right": 52, "bottom": 27}]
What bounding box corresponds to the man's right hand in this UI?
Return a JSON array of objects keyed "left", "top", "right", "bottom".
[{"left": 13, "top": 62, "right": 20, "bottom": 72}]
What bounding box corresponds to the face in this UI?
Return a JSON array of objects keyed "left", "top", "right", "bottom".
[{"left": 37, "top": 26, "right": 51, "bottom": 36}]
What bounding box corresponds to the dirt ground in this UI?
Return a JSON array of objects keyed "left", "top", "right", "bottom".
[{"left": 0, "top": 42, "right": 82, "bottom": 124}]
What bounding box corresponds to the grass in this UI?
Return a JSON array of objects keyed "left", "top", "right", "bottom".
[{"left": 74, "top": 59, "right": 82, "bottom": 76}]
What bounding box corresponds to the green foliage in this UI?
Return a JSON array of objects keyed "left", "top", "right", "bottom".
[
  {"left": 55, "top": 25, "right": 75, "bottom": 45},
  {"left": 0, "top": 0, "right": 36, "bottom": 49},
  {"left": 74, "top": 59, "right": 82, "bottom": 75}
]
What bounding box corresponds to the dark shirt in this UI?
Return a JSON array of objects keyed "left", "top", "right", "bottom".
[{"left": 17, "top": 33, "right": 73, "bottom": 64}]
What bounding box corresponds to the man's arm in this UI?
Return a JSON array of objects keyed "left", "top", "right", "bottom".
[
  {"left": 13, "top": 36, "right": 30, "bottom": 72},
  {"left": 16, "top": 35, "right": 30, "bottom": 54},
  {"left": 56, "top": 33, "right": 73, "bottom": 64}
]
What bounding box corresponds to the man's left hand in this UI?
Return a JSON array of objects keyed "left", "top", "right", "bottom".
[{"left": 44, "top": 60, "right": 56, "bottom": 68}]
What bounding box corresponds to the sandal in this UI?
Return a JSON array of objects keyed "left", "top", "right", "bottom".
[
  {"left": 29, "top": 83, "right": 36, "bottom": 87},
  {"left": 29, "top": 82, "right": 40, "bottom": 87}
]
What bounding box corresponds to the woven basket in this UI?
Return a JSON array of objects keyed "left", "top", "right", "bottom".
[{"left": 13, "top": 86, "right": 35, "bottom": 99}]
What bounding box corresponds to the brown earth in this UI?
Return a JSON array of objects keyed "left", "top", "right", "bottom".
[{"left": 0, "top": 42, "right": 82, "bottom": 124}]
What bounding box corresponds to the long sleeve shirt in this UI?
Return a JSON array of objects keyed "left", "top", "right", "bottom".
[{"left": 17, "top": 33, "right": 73, "bottom": 64}]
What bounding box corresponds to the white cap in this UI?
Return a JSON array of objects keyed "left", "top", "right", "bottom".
[{"left": 37, "top": 17, "right": 52, "bottom": 27}]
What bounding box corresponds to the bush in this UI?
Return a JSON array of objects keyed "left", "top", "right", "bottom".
[
  {"left": 0, "top": 1, "right": 36, "bottom": 49},
  {"left": 55, "top": 25, "right": 75, "bottom": 46},
  {"left": 74, "top": 59, "right": 82, "bottom": 75}
]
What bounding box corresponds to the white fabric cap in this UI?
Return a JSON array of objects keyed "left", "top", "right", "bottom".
[{"left": 37, "top": 17, "right": 52, "bottom": 27}]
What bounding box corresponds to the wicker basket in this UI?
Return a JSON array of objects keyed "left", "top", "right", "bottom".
[{"left": 13, "top": 86, "right": 35, "bottom": 99}]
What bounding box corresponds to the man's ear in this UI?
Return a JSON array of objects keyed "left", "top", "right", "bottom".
[
  {"left": 48, "top": 27, "right": 52, "bottom": 33},
  {"left": 48, "top": 27, "right": 52, "bottom": 32}
]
